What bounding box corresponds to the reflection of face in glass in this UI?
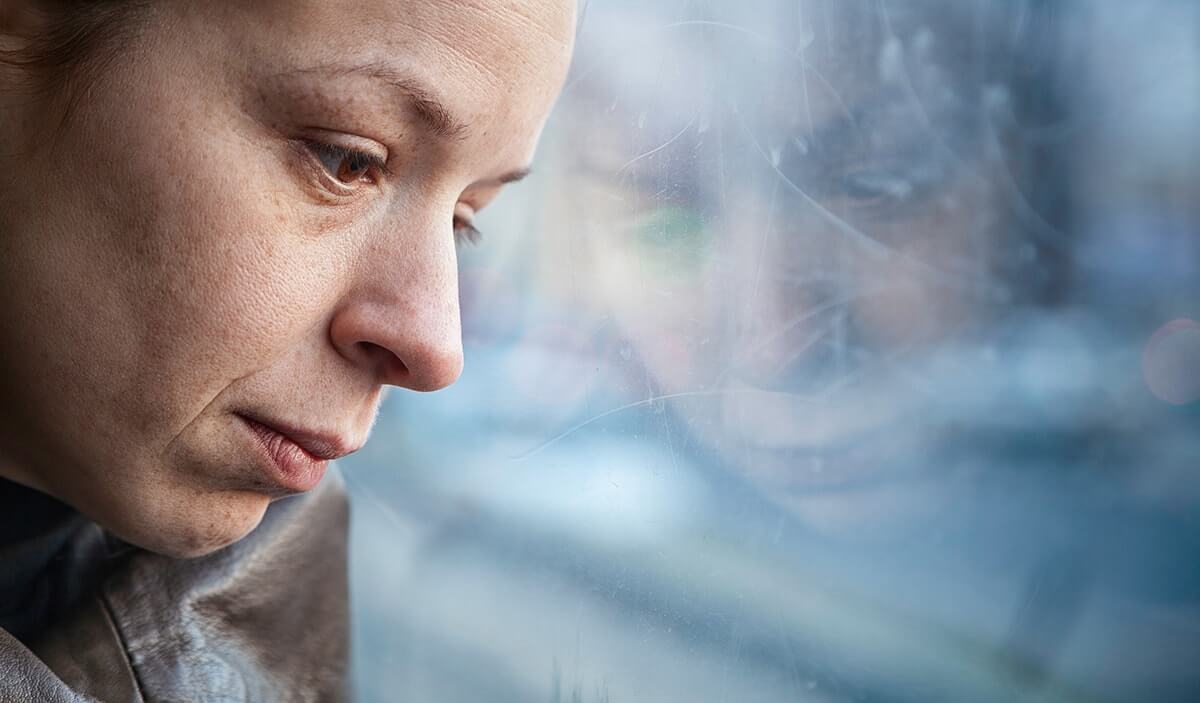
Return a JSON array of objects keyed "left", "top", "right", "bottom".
[{"left": 566, "top": 1, "right": 1046, "bottom": 532}]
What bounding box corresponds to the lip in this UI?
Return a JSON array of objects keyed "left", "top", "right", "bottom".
[
  {"left": 691, "top": 374, "right": 938, "bottom": 493},
  {"left": 236, "top": 413, "right": 358, "bottom": 493},
  {"left": 719, "top": 377, "right": 910, "bottom": 451}
]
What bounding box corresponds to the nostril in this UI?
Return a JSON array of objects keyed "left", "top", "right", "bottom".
[
  {"left": 356, "top": 340, "right": 410, "bottom": 381},
  {"left": 350, "top": 338, "right": 462, "bottom": 392},
  {"left": 327, "top": 294, "right": 463, "bottom": 392}
]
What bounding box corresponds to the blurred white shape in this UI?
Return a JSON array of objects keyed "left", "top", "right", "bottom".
[
  {"left": 477, "top": 437, "right": 703, "bottom": 548},
  {"left": 1012, "top": 314, "right": 1101, "bottom": 403}
]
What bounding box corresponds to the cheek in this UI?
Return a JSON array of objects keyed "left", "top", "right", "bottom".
[
  {"left": 122, "top": 154, "right": 344, "bottom": 390},
  {"left": 61, "top": 95, "right": 351, "bottom": 434},
  {"left": 592, "top": 247, "right": 713, "bottom": 389},
  {"left": 853, "top": 186, "right": 997, "bottom": 346}
]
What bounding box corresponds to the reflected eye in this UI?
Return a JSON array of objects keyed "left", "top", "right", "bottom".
[
  {"left": 840, "top": 168, "right": 917, "bottom": 206},
  {"left": 830, "top": 157, "right": 948, "bottom": 215},
  {"left": 631, "top": 205, "right": 710, "bottom": 273},
  {"left": 304, "top": 140, "right": 387, "bottom": 185}
]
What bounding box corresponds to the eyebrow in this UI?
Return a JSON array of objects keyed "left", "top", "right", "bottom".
[
  {"left": 284, "top": 61, "right": 532, "bottom": 185},
  {"left": 293, "top": 60, "right": 471, "bottom": 140},
  {"left": 379, "top": 73, "right": 470, "bottom": 141}
]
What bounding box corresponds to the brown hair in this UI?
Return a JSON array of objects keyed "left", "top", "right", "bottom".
[{"left": 1, "top": 1, "right": 151, "bottom": 130}]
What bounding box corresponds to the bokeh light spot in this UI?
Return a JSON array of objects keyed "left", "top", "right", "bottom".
[{"left": 1143, "top": 318, "right": 1200, "bottom": 405}]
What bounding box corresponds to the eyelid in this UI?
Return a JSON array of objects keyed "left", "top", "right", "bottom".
[
  {"left": 303, "top": 139, "right": 391, "bottom": 178},
  {"left": 453, "top": 203, "right": 482, "bottom": 246},
  {"left": 453, "top": 218, "right": 482, "bottom": 246},
  {"left": 289, "top": 136, "right": 391, "bottom": 204}
]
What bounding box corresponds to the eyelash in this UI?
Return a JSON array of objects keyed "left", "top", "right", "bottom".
[
  {"left": 453, "top": 219, "right": 483, "bottom": 246},
  {"left": 301, "top": 139, "right": 484, "bottom": 246},
  {"left": 304, "top": 140, "right": 390, "bottom": 182}
]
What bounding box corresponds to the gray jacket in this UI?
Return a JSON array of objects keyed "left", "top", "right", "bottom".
[{"left": 0, "top": 470, "right": 349, "bottom": 702}]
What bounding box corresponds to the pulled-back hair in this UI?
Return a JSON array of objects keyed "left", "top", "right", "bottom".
[{"left": 1, "top": 1, "right": 151, "bottom": 129}]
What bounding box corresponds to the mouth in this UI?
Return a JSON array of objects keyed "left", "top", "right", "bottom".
[
  {"left": 689, "top": 371, "right": 943, "bottom": 494},
  {"left": 235, "top": 413, "right": 359, "bottom": 493}
]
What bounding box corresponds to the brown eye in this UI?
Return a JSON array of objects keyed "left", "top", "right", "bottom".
[
  {"left": 335, "top": 153, "right": 372, "bottom": 182},
  {"left": 306, "top": 141, "right": 386, "bottom": 185}
]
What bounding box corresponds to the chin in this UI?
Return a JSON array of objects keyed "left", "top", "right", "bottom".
[{"left": 115, "top": 489, "right": 273, "bottom": 559}]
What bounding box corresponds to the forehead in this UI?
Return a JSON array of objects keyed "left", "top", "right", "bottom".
[
  {"left": 333, "top": 1, "right": 574, "bottom": 94},
  {"left": 570, "top": 0, "right": 1007, "bottom": 174},
  {"left": 585, "top": 2, "right": 998, "bottom": 105},
  {"left": 223, "top": 0, "right": 575, "bottom": 154}
]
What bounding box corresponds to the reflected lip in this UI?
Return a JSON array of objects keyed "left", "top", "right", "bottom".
[
  {"left": 711, "top": 378, "right": 932, "bottom": 491},
  {"left": 235, "top": 413, "right": 359, "bottom": 492},
  {"left": 719, "top": 378, "right": 908, "bottom": 451}
]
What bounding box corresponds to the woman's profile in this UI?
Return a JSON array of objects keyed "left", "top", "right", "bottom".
[{"left": 0, "top": 0, "right": 575, "bottom": 699}]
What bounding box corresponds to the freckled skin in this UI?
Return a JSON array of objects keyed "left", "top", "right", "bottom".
[{"left": 0, "top": 0, "right": 575, "bottom": 557}]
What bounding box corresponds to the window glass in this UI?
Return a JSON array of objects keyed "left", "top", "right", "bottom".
[{"left": 348, "top": 2, "right": 1200, "bottom": 701}]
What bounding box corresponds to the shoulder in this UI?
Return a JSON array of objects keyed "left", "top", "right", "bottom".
[
  {"left": 0, "top": 628, "right": 95, "bottom": 703},
  {"left": 17, "top": 467, "right": 351, "bottom": 703}
]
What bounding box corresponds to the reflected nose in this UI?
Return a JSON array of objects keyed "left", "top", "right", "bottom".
[
  {"left": 730, "top": 268, "right": 862, "bottom": 394},
  {"left": 328, "top": 227, "right": 465, "bottom": 393}
]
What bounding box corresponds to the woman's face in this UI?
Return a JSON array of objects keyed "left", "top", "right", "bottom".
[
  {"left": 569, "top": 1, "right": 1009, "bottom": 534},
  {"left": 0, "top": 0, "right": 575, "bottom": 556}
]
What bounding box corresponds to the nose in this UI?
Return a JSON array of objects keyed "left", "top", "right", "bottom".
[
  {"left": 724, "top": 225, "right": 855, "bottom": 394},
  {"left": 328, "top": 221, "right": 465, "bottom": 393}
]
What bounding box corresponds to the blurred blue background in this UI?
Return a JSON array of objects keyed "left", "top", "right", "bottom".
[{"left": 345, "top": 2, "right": 1200, "bottom": 701}]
